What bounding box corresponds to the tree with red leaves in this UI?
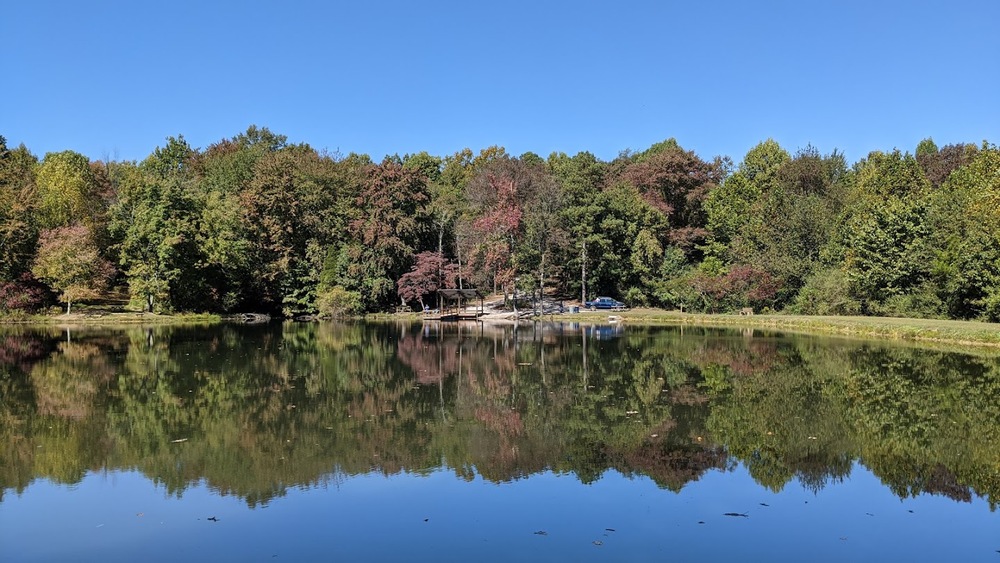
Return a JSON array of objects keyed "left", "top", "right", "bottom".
[
  {"left": 613, "top": 139, "right": 726, "bottom": 255},
  {"left": 466, "top": 156, "right": 545, "bottom": 301},
  {"left": 688, "top": 264, "right": 780, "bottom": 313},
  {"left": 397, "top": 251, "right": 458, "bottom": 309}
]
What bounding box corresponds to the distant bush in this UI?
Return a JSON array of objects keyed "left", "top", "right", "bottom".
[
  {"left": 872, "top": 282, "right": 945, "bottom": 319},
  {"left": 0, "top": 274, "right": 54, "bottom": 313},
  {"left": 790, "top": 268, "right": 861, "bottom": 316},
  {"left": 624, "top": 287, "right": 647, "bottom": 307},
  {"left": 316, "top": 285, "right": 363, "bottom": 318},
  {"left": 978, "top": 289, "right": 1000, "bottom": 322}
]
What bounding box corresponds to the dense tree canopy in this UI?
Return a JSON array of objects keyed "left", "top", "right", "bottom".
[{"left": 1, "top": 126, "right": 997, "bottom": 320}]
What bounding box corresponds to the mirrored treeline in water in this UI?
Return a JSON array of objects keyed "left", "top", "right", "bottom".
[{"left": 2, "top": 321, "right": 999, "bottom": 512}]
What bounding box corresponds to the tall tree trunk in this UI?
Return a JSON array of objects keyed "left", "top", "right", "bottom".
[
  {"left": 437, "top": 225, "right": 444, "bottom": 310},
  {"left": 456, "top": 232, "right": 463, "bottom": 290},
  {"left": 538, "top": 250, "right": 545, "bottom": 315},
  {"left": 580, "top": 240, "right": 588, "bottom": 304}
]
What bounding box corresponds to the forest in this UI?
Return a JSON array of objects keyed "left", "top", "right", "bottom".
[{"left": 0, "top": 127, "right": 997, "bottom": 320}]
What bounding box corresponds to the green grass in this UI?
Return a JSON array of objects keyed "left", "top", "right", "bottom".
[
  {"left": 11, "top": 303, "right": 1000, "bottom": 349},
  {"left": 0, "top": 309, "right": 221, "bottom": 326},
  {"left": 547, "top": 308, "right": 1000, "bottom": 348}
]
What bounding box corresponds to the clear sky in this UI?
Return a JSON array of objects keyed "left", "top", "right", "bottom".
[{"left": 3, "top": 0, "right": 998, "bottom": 165}]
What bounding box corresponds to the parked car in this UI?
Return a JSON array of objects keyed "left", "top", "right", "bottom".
[{"left": 585, "top": 296, "right": 627, "bottom": 310}]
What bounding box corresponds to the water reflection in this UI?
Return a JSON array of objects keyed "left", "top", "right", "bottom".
[{"left": 1, "top": 322, "right": 999, "bottom": 511}]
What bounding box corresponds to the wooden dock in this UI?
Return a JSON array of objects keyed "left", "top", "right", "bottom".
[{"left": 423, "top": 312, "right": 481, "bottom": 322}]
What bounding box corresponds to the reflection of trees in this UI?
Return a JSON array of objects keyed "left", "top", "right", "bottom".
[
  {"left": 33, "top": 340, "right": 115, "bottom": 419},
  {"left": 0, "top": 329, "right": 117, "bottom": 498},
  {"left": 844, "top": 346, "right": 1000, "bottom": 508},
  {"left": 0, "top": 329, "right": 54, "bottom": 373},
  {"left": 618, "top": 444, "right": 729, "bottom": 491},
  {"left": 698, "top": 336, "right": 857, "bottom": 492},
  {"left": 1, "top": 323, "right": 999, "bottom": 509}
]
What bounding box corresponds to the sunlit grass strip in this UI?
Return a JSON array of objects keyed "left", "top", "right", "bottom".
[
  {"left": 550, "top": 309, "right": 1000, "bottom": 348},
  {"left": 0, "top": 311, "right": 222, "bottom": 325}
]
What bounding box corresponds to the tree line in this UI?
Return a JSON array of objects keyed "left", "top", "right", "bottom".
[{"left": 1, "top": 127, "right": 997, "bottom": 319}]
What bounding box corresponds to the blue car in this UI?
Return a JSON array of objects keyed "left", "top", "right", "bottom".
[{"left": 585, "top": 297, "right": 627, "bottom": 311}]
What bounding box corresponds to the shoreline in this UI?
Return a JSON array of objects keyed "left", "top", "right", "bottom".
[
  {"left": 0, "top": 311, "right": 222, "bottom": 326},
  {"left": 5, "top": 308, "right": 1000, "bottom": 349},
  {"left": 542, "top": 309, "right": 1000, "bottom": 348}
]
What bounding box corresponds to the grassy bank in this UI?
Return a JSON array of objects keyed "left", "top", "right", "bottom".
[
  {"left": 9, "top": 305, "right": 999, "bottom": 349},
  {"left": 546, "top": 309, "right": 1000, "bottom": 348},
  {"left": 0, "top": 310, "right": 222, "bottom": 326}
]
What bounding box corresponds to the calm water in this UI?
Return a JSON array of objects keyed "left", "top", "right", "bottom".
[{"left": 1, "top": 321, "right": 998, "bottom": 561}]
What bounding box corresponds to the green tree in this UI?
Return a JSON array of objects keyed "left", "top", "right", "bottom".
[
  {"left": 704, "top": 143, "right": 848, "bottom": 308},
  {"left": 837, "top": 150, "right": 935, "bottom": 315},
  {"left": 589, "top": 183, "right": 670, "bottom": 303},
  {"left": 927, "top": 143, "right": 1000, "bottom": 319},
  {"left": 705, "top": 139, "right": 790, "bottom": 248},
  {"left": 111, "top": 167, "right": 200, "bottom": 312},
  {"left": 191, "top": 129, "right": 283, "bottom": 310},
  {"left": 110, "top": 137, "right": 206, "bottom": 312},
  {"left": 549, "top": 151, "right": 606, "bottom": 302},
  {"left": 0, "top": 138, "right": 40, "bottom": 281},
  {"left": 35, "top": 150, "right": 99, "bottom": 228}
]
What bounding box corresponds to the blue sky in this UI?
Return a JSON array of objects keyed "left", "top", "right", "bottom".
[{"left": 3, "top": 0, "right": 998, "bottom": 165}]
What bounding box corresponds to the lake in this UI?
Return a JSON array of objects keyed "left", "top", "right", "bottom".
[{"left": 1, "top": 321, "right": 998, "bottom": 561}]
